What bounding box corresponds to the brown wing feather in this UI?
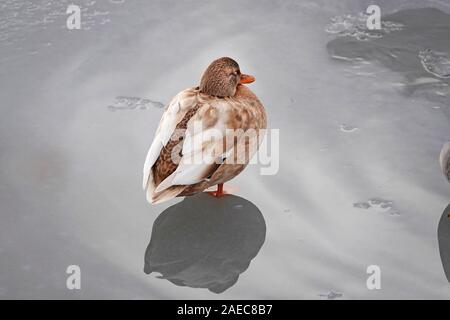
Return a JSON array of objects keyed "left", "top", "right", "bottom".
[{"left": 153, "top": 104, "right": 202, "bottom": 186}]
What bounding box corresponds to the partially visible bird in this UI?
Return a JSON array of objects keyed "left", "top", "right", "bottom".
[
  {"left": 440, "top": 141, "right": 450, "bottom": 183},
  {"left": 143, "top": 57, "right": 267, "bottom": 204}
]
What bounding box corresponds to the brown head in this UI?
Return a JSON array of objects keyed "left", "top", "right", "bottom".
[{"left": 199, "top": 57, "right": 255, "bottom": 97}]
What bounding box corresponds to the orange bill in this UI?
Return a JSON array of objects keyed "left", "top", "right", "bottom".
[{"left": 240, "top": 74, "right": 255, "bottom": 84}]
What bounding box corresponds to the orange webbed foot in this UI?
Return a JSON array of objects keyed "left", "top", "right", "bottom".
[{"left": 206, "top": 183, "right": 227, "bottom": 198}]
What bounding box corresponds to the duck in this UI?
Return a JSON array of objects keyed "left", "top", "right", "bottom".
[
  {"left": 143, "top": 57, "right": 267, "bottom": 204},
  {"left": 440, "top": 140, "right": 450, "bottom": 182}
]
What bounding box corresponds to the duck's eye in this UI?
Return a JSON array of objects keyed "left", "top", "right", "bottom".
[{"left": 230, "top": 71, "right": 238, "bottom": 76}]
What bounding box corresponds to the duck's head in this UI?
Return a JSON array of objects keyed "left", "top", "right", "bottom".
[{"left": 199, "top": 57, "right": 255, "bottom": 97}]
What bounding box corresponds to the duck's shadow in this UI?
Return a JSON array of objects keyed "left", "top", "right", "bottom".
[
  {"left": 144, "top": 193, "right": 266, "bottom": 294},
  {"left": 438, "top": 203, "right": 450, "bottom": 282}
]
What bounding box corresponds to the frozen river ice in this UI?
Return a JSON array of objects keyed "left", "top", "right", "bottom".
[{"left": 1, "top": 0, "right": 450, "bottom": 299}]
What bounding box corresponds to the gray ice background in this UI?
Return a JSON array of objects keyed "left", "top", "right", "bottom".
[{"left": 1, "top": 0, "right": 450, "bottom": 299}]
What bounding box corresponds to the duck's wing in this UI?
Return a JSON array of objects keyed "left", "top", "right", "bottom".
[
  {"left": 142, "top": 88, "right": 199, "bottom": 192},
  {"left": 154, "top": 99, "right": 250, "bottom": 194},
  {"left": 440, "top": 141, "right": 450, "bottom": 182}
]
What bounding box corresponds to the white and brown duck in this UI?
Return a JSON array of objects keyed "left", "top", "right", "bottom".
[
  {"left": 143, "top": 57, "right": 267, "bottom": 204},
  {"left": 441, "top": 141, "right": 450, "bottom": 183}
]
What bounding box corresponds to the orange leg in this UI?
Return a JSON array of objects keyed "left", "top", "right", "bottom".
[
  {"left": 216, "top": 183, "right": 224, "bottom": 197},
  {"left": 207, "top": 183, "right": 226, "bottom": 198}
]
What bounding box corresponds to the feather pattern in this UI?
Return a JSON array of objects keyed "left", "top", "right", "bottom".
[
  {"left": 142, "top": 88, "right": 198, "bottom": 191},
  {"left": 143, "top": 84, "right": 266, "bottom": 204},
  {"left": 440, "top": 141, "right": 450, "bottom": 182}
]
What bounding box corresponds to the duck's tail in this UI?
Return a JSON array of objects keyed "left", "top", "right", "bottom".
[{"left": 145, "top": 177, "right": 187, "bottom": 204}]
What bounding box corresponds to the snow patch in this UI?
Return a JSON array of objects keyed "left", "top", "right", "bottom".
[
  {"left": 107, "top": 96, "right": 164, "bottom": 111},
  {"left": 325, "top": 13, "right": 404, "bottom": 41},
  {"left": 353, "top": 198, "right": 400, "bottom": 215}
]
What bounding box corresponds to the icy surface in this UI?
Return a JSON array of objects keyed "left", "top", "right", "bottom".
[
  {"left": 325, "top": 13, "right": 404, "bottom": 40},
  {"left": 318, "top": 291, "right": 344, "bottom": 299},
  {"left": 0, "top": 0, "right": 450, "bottom": 299},
  {"left": 108, "top": 96, "right": 164, "bottom": 111},
  {"left": 419, "top": 49, "right": 450, "bottom": 79},
  {"left": 340, "top": 124, "right": 359, "bottom": 133},
  {"left": 353, "top": 198, "right": 400, "bottom": 215}
]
